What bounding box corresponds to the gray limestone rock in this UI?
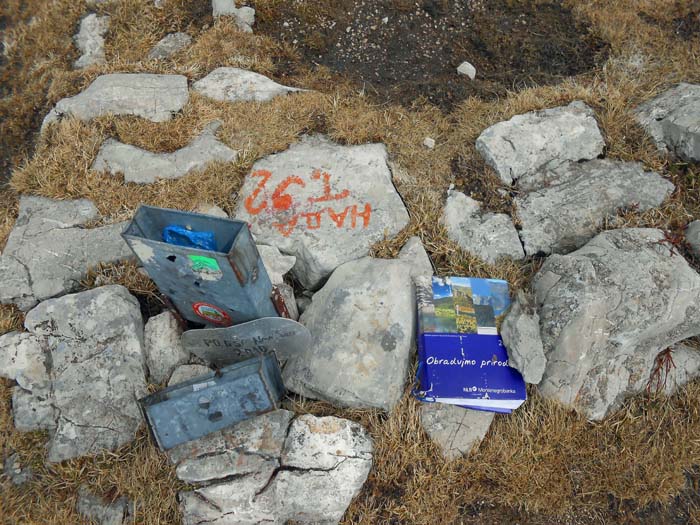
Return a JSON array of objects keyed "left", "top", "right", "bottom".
[
  {"left": 12, "top": 286, "right": 147, "bottom": 462},
  {"left": 0, "top": 331, "right": 49, "bottom": 391},
  {"left": 73, "top": 13, "right": 110, "bottom": 69},
  {"left": 276, "top": 282, "right": 299, "bottom": 321},
  {"left": 282, "top": 257, "right": 415, "bottom": 411},
  {"left": 176, "top": 412, "right": 372, "bottom": 525},
  {"left": 212, "top": 0, "right": 255, "bottom": 32},
  {"left": 76, "top": 485, "right": 129, "bottom": 525},
  {"left": 42, "top": 73, "right": 189, "bottom": 130},
  {"left": 686, "top": 220, "right": 700, "bottom": 259},
  {"left": 92, "top": 121, "right": 237, "bottom": 184},
  {"left": 12, "top": 385, "right": 56, "bottom": 431},
  {"left": 257, "top": 244, "right": 296, "bottom": 285},
  {"left": 398, "top": 236, "right": 433, "bottom": 279},
  {"left": 652, "top": 344, "right": 700, "bottom": 395},
  {"left": 476, "top": 101, "right": 605, "bottom": 184},
  {"left": 148, "top": 32, "right": 192, "bottom": 60},
  {"left": 193, "top": 67, "right": 302, "bottom": 103},
  {"left": 0, "top": 196, "right": 132, "bottom": 310},
  {"left": 167, "top": 364, "right": 211, "bottom": 386},
  {"left": 516, "top": 159, "right": 674, "bottom": 255},
  {"left": 635, "top": 83, "right": 700, "bottom": 161},
  {"left": 500, "top": 291, "right": 546, "bottom": 384},
  {"left": 168, "top": 409, "right": 293, "bottom": 484},
  {"left": 442, "top": 190, "right": 524, "bottom": 264},
  {"left": 457, "top": 61, "right": 476, "bottom": 80},
  {"left": 420, "top": 403, "right": 494, "bottom": 461},
  {"left": 3, "top": 453, "right": 33, "bottom": 486},
  {"left": 144, "top": 311, "right": 188, "bottom": 384},
  {"left": 533, "top": 228, "right": 700, "bottom": 420},
  {"left": 194, "top": 203, "right": 228, "bottom": 218},
  {"left": 234, "top": 135, "right": 410, "bottom": 289}
]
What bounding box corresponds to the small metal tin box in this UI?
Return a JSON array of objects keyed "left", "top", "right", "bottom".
[{"left": 140, "top": 354, "right": 285, "bottom": 450}]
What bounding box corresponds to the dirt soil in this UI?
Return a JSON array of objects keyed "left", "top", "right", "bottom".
[{"left": 256, "top": 0, "right": 609, "bottom": 109}]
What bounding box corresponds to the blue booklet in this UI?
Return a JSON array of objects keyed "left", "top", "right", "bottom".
[{"left": 413, "top": 276, "right": 526, "bottom": 413}]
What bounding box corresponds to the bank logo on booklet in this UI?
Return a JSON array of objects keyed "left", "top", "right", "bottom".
[{"left": 413, "top": 276, "right": 526, "bottom": 413}]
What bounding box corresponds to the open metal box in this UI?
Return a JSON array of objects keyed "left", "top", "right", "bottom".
[
  {"left": 123, "top": 205, "right": 280, "bottom": 327},
  {"left": 140, "top": 354, "right": 285, "bottom": 450}
]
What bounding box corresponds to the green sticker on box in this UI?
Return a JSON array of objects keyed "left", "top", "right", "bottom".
[{"left": 188, "top": 255, "right": 221, "bottom": 273}]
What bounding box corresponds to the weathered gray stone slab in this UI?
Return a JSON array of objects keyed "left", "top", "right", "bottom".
[
  {"left": 3, "top": 453, "right": 33, "bottom": 486},
  {"left": 420, "top": 402, "right": 494, "bottom": 461},
  {"left": 515, "top": 159, "right": 674, "bottom": 255},
  {"left": 283, "top": 257, "right": 415, "bottom": 411},
  {"left": 442, "top": 190, "right": 524, "bottom": 264},
  {"left": 398, "top": 236, "right": 433, "bottom": 279},
  {"left": 257, "top": 244, "right": 296, "bottom": 285},
  {"left": 76, "top": 485, "right": 129, "bottom": 525},
  {"left": 12, "top": 385, "right": 56, "bottom": 431},
  {"left": 212, "top": 0, "right": 255, "bottom": 32},
  {"left": 0, "top": 332, "right": 49, "bottom": 391},
  {"left": 500, "top": 291, "right": 545, "bottom": 384},
  {"left": 193, "top": 67, "right": 301, "bottom": 103},
  {"left": 144, "top": 311, "right": 188, "bottom": 384},
  {"left": 194, "top": 203, "right": 228, "bottom": 218},
  {"left": 533, "top": 229, "right": 700, "bottom": 420},
  {"left": 234, "top": 135, "right": 410, "bottom": 289},
  {"left": 12, "top": 285, "right": 147, "bottom": 462},
  {"left": 686, "top": 220, "right": 700, "bottom": 259},
  {"left": 635, "top": 83, "right": 700, "bottom": 161},
  {"left": 74, "top": 13, "right": 110, "bottom": 69},
  {"left": 176, "top": 413, "right": 372, "bottom": 525},
  {"left": 652, "top": 344, "right": 700, "bottom": 395},
  {"left": 0, "top": 196, "right": 132, "bottom": 310},
  {"left": 167, "top": 364, "right": 211, "bottom": 386},
  {"left": 476, "top": 101, "right": 605, "bottom": 184},
  {"left": 148, "top": 32, "right": 192, "bottom": 60},
  {"left": 92, "top": 121, "right": 237, "bottom": 183},
  {"left": 42, "top": 73, "right": 189, "bottom": 130},
  {"left": 168, "top": 409, "right": 293, "bottom": 483}
]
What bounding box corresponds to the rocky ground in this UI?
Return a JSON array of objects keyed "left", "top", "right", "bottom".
[{"left": 1, "top": 1, "right": 700, "bottom": 524}]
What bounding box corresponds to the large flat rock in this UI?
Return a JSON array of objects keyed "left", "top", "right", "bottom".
[
  {"left": 282, "top": 257, "right": 415, "bottom": 411},
  {"left": 234, "top": 135, "right": 410, "bottom": 289},
  {"left": 515, "top": 159, "right": 674, "bottom": 255},
  {"left": 441, "top": 190, "right": 524, "bottom": 264},
  {"left": 0, "top": 196, "right": 132, "bottom": 310},
  {"left": 42, "top": 73, "right": 189, "bottom": 130},
  {"left": 174, "top": 412, "right": 372, "bottom": 525},
  {"left": 6, "top": 285, "right": 147, "bottom": 462},
  {"left": 92, "top": 121, "right": 237, "bottom": 183},
  {"left": 533, "top": 228, "right": 700, "bottom": 420},
  {"left": 475, "top": 101, "right": 605, "bottom": 185},
  {"left": 193, "top": 67, "right": 300, "bottom": 103},
  {"left": 635, "top": 83, "right": 700, "bottom": 162}
]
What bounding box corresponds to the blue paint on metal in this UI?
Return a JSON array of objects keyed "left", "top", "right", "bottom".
[
  {"left": 122, "top": 205, "right": 279, "bottom": 327},
  {"left": 140, "top": 354, "right": 285, "bottom": 450}
]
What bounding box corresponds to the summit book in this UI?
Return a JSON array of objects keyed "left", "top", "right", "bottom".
[{"left": 413, "top": 276, "right": 527, "bottom": 413}]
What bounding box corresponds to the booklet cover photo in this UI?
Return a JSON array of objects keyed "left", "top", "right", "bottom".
[{"left": 413, "top": 276, "right": 527, "bottom": 413}]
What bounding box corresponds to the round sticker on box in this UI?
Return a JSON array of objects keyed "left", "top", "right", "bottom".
[{"left": 192, "top": 302, "right": 232, "bottom": 326}]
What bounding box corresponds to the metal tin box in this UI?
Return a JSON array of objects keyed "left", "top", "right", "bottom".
[
  {"left": 122, "top": 205, "right": 279, "bottom": 327},
  {"left": 140, "top": 354, "right": 285, "bottom": 450}
]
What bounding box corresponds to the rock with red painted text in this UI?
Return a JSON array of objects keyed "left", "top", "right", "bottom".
[{"left": 234, "top": 135, "right": 410, "bottom": 289}]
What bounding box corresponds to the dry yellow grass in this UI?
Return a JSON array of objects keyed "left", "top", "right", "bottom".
[{"left": 1, "top": 0, "right": 700, "bottom": 523}]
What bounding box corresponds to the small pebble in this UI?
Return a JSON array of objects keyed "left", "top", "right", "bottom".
[
  {"left": 457, "top": 61, "right": 477, "bottom": 80},
  {"left": 423, "top": 137, "right": 436, "bottom": 149}
]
